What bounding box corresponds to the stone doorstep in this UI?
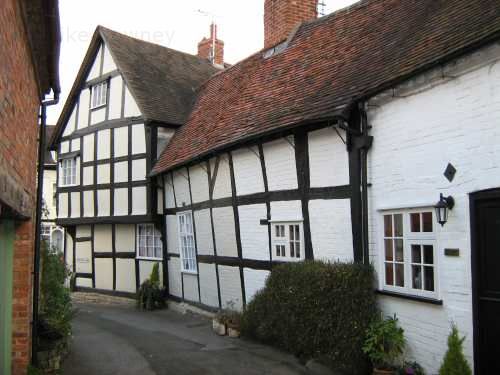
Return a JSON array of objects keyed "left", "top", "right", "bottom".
[{"left": 71, "top": 292, "right": 136, "bottom": 306}]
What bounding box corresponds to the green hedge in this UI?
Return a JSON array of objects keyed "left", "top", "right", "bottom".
[{"left": 241, "top": 261, "right": 378, "bottom": 374}]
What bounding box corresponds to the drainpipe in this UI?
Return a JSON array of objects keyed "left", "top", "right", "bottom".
[
  {"left": 359, "top": 103, "right": 371, "bottom": 265},
  {"left": 32, "top": 92, "right": 59, "bottom": 365}
]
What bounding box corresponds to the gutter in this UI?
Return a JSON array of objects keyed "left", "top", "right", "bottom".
[{"left": 32, "top": 92, "right": 59, "bottom": 366}]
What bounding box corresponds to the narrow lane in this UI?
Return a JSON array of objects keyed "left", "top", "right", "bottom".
[{"left": 62, "top": 302, "right": 311, "bottom": 375}]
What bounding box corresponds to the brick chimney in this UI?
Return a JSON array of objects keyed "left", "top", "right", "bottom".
[
  {"left": 197, "top": 23, "right": 224, "bottom": 67},
  {"left": 264, "top": 0, "right": 318, "bottom": 49}
]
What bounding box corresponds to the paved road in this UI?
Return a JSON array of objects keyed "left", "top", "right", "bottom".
[{"left": 62, "top": 302, "right": 312, "bottom": 375}]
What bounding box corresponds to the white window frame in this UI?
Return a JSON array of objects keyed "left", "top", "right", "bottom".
[
  {"left": 379, "top": 209, "right": 439, "bottom": 299},
  {"left": 270, "top": 221, "right": 304, "bottom": 262},
  {"left": 90, "top": 81, "right": 108, "bottom": 109},
  {"left": 59, "top": 157, "right": 77, "bottom": 187},
  {"left": 136, "top": 223, "right": 163, "bottom": 260},
  {"left": 177, "top": 212, "right": 197, "bottom": 273}
]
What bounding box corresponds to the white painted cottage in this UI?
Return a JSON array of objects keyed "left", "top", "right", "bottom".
[{"left": 50, "top": 0, "right": 500, "bottom": 373}]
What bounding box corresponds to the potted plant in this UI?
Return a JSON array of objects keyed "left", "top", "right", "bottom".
[
  {"left": 213, "top": 310, "right": 228, "bottom": 336},
  {"left": 363, "top": 315, "right": 405, "bottom": 375}
]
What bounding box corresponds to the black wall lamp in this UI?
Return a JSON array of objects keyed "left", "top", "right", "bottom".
[{"left": 435, "top": 193, "right": 455, "bottom": 226}]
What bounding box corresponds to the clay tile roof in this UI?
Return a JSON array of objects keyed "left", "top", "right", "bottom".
[
  {"left": 153, "top": 0, "right": 500, "bottom": 174},
  {"left": 99, "top": 27, "right": 220, "bottom": 125}
]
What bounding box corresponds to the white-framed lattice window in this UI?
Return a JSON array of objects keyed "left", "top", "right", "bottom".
[
  {"left": 178, "top": 212, "right": 197, "bottom": 273},
  {"left": 60, "top": 158, "right": 77, "bottom": 186},
  {"left": 91, "top": 81, "right": 108, "bottom": 109},
  {"left": 41, "top": 223, "right": 52, "bottom": 244},
  {"left": 271, "top": 221, "right": 304, "bottom": 261},
  {"left": 381, "top": 210, "right": 438, "bottom": 298},
  {"left": 136, "top": 223, "right": 163, "bottom": 259}
]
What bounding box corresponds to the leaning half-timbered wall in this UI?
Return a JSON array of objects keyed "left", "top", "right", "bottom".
[
  {"left": 162, "top": 126, "right": 354, "bottom": 310},
  {"left": 56, "top": 39, "right": 173, "bottom": 293}
]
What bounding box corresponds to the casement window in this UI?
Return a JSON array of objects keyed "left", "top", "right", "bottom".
[
  {"left": 136, "top": 224, "right": 163, "bottom": 260},
  {"left": 382, "top": 210, "right": 437, "bottom": 298},
  {"left": 91, "top": 81, "right": 108, "bottom": 109},
  {"left": 178, "top": 212, "right": 197, "bottom": 273},
  {"left": 60, "top": 158, "right": 77, "bottom": 186},
  {"left": 271, "top": 222, "right": 304, "bottom": 261}
]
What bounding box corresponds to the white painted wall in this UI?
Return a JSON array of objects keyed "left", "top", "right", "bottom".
[
  {"left": 263, "top": 138, "right": 298, "bottom": 191},
  {"left": 212, "top": 207, "right": 238, "bottom": 258},
  {"left": 193, "top": 209, "right": 214, "bottom": 255},
  {"left": 97, "top": 129, "right": 111, "bottom": 160},
  {"left": 132, "top": 186, "right": 147, "bottom": 215},
  {"left": 83, "top": 134, "right": 94, "bottom": 162},
  {"left": 77, "top": 89, "right": 90, "bottom": 129},
  {"left": 199, "top": 263, "right": 219, "bottom": 307},
  {"left": 189, "top": 164, "right": 209, "bottom": 203},
  {"left": 309, "top": 127, "right": 349, "bottom": 188},
  {"left": 97, "top": 189, "right": 110, "bottom": 217},
  {"left": 238, "top": 204, "right": 268, "bottom": 260},
  {"left": 58, "top": 192, "right": 68, "bottom": 218},
  {"left": 114, "top": 161, "right": 128, "bottom": 183},
  {"left": 139, "top": 261, "right": 163, "bottom": 285},
  {"left": 168, "top": 257, "right": 182, "bottom": 297},
  {"left": 102, "top": 44, "right": 117, "bottom": 74},
  {"left": 232, "top": 147, "right": 265, "bottom": 196},
  {"left": 83, "top": 166, "right": 93, "bottom": 186},
  {"left": 83, "top": 190, "right": 94, "bottom": 217},
  {"left": 116, "top": 259, "right": 136, "bottom": 293},
  {"left": 131, "top": 159, "right": 146, "bottom": 181},
  {"left": 114, "top": 126, "right": 128, "bottom": 157},
  {"left": 94, "top": 224, "right": 112, "bottom": 252},
  {"left": 97, "top": 164, "right": 110, "bottom": 185},
  {"left": 95, "top": 259, "right": 113, "bottom": 290},
  {"left": 70, "top": 192, "right": 80, "bottom": 218},
  {"left": 244, "top": 268, "right": 270, "bottom": 302},
  {"left": 114, "top": 188, "right": 128, "bottom": 216},
  {"left": 183, "top": 274, "right": 200, "bottom": 303},
  {"left": 87, "top": 45, "right": 102, "bottom": 81},
  {"left": 366, "top": 43, "right": 500, "bottom": 373},
  {"left": 115, "top": 224, "right": 135, "bottom": 252},
  {"left": 173, "top": 170, "right": 191, "bottom": 207},
  {"left": 108, "top": 76, "right": 123, "bottom": 120},
  {"left": 218, "top": 266, "right": 243, "bottom": 310},
  {"left": 124, "top": 86, "right": 141, "bottom": 118},
  {"left": 211, "top": 156, "right": 232, "bottom": 199}
]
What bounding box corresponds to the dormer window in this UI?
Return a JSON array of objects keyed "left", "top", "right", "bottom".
[{"left": 91, "top": 81, "right": 108, "bottom": 109}]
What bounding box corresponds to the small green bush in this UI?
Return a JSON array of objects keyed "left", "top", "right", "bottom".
[
  {"left": 39, "top": 242, "right": 73, "bottom": 339},
  {"left": 241, "top": 261, "right": 378, "bottom": 374},
  {"left": 137, "top": 263, "right": 166, "bottom": 311},
  {"left": 439, "top": 324, "right": 472, "bottom": 375},
  {"left": 363, "top": 315, "right": 405, "bottom": 370}
]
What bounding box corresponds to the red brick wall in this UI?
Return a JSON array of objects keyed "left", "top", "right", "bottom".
[
  {"left": 264, "top": 0, "right": 317, "bottom": 49},
  {"left": 0, "top": 0, "right": 41, "bottom": 374}
]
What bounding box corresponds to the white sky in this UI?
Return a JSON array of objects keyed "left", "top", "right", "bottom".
[{"left": 48, "top": 0, "right": 359, "bottom": 124}]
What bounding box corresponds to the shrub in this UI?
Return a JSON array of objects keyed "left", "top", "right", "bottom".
[
  {"left": 241, "top": 261, "right": 378, "bottom": 374},
  {"left": 39, "top": 242, "right": 73, "bottom": 340},
  {"left": 439, "top": 324, "right": 472, "bottom": 375},
  {"left": 137, "top": 263, "right": 166, "bottom": 311},
  {"left": 363, "top": 315, "right": 405, "bottom": 370}
]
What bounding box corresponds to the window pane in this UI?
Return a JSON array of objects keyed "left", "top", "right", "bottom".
[
  {"left": 384, "top": 239, "right": 393, "bottom": 261},
  {"left": 394, "top": 214, "right": 403, "bottom": 237},
  {"left": 295, "top": 242, "right": 300, "bottom": 258},
  {"left": 280, "top": 225, "right": 285, "bottom": 237},
  {"left": 410, "top": 213, "right": 421, "bottom": 232},
  {"left": 384, "top": 215, "right": 393, "bottom": 237},
  {"left": 422, "top": 212, "right": 433, "bottom": 232},
  {"left": 289, "top": 225, "right": 294, "bottom": 241},
  {"left": 395, "top": 239, "right": 404, "bottom": 262},
  {"left": 275, "top": 226, "right": 280, "bottom": 237},
  {"left": 424, "top": 266, "right": 434, "bottom": 291},
  {"left": 290, "top": 242, "right": 295, "bottom": 257},
  {"left": 395, "top": 264, "right": 405, "bottom": 287},
  {"left": 423, "top": 245, "right": 434, "bottom": 264},
  {"left": 385, "top": 263, "right": 394, "bottom": 286},
  {"left": 295, "top": 225, "right": 300, "bottom": 240},
  {"left": 411, "top": 245, "right": 421, "bottom": 263},
  {"left": 412, "top": 265, "right": 422, "bottom": 289},
  {"left": 276, "top": 245, "right": 280, "bottom": 257}
]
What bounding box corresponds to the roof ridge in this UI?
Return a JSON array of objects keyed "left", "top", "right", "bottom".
[{"left": 97, "top": 25, "right": 215, "bottom": 65}]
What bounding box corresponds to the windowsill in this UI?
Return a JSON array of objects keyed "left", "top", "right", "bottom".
[
  {"left": 136, "top": 257, "right": 163, "bottom": 262},
  {"left": 60, "top": 184, "right": 78, "bottom": 188},
  {"left": 90, "top": 104, "right": 106, "bottom": 111},
  {"left": 376, "top": 289, "right": 443, "bottom": 305},
  {"left": 181, "top": 270, "right": 198, "bottom": 276}
]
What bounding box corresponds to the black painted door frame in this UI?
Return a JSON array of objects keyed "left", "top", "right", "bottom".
[{"left": 470, "top": 188, "right": 500, "bottom": 374}]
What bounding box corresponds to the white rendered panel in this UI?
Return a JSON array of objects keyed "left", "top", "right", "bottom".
[
  {"left": 114, "top": 126, "right": 128, "bottom": 157},
  {"left": 218, "top": 266, "right": 243, "bottom": 310},
  {"left": 115, "top": 224, "right": 135, "bottom": 253},
  {"left": 70, "top": 192, "right": 80, "bottom": 218},
  {"left": 189, "top": 164, "right": 209, "bottom": 203},
  {"left": 168, "top": 257, "right": 182, "bottom": 297},
  {"left": 108, "top": 76, "right": 123, "bottom": 120},
  {"left": 94, "top": 225, "right": 112, "bottom": 253},
  {"left": 166, "top": 215, "right": 178, "bottom": 254},
  {"left": 83, "top": 191, "right": 94, "bottom": 217},
  {"left": 71, "top": 138, "right": 80, "bottom": 152},
  {"left": 139, "top": 261, "right": 163, "bottom": 285},
  {"left": 102, "top": 44, "right": 117, "bottom": 74},
  {"left": 97, "top": 129, "right": 111, "bottom": 160},
  {"left": 97, "top": 164, "right": 110, "bottom": 185},
  {"left": 183, "top": 274, "right": 199, "bottom": 303},
  {"left": 95, "top": 259, "right": 113, "bottom": 290},
  {"left": 82, "top": 134, "right": 94, "bottom": 162},
  {"left": 199, "top": 263, "right": 219, "bottom": 307},
  {"left": 131, "top": 124, "right": 146, "bottom": 155},
  {"left": 77, "top": 89, "right": 90, "bottom": 129},
  {"left": 263, "top": 138, "right": 298, "bottom": 191},
  {"left": 194, "top": 209, "right": 213, "bottom": 255},
  {"left": 232, "top": 147, "right": 265, "bottom": 196},
  {"left": 116, "top": 259, "right": 136, "bottom": 293},
  {"left": 211, "top": 156, "right": 232, "bottom": 199},
  {"left": 124, "top": 85, "right": 141, "bottom": 117},
  {"left": 97, "top": 189, "right": 110, "bottom": 217},
  {"left": 173, "top": 170, "right": 191, "bottom": 208},
  {"left": 82, "top": 166, "right": 93, "bottom": 186},
  {"left": 165, "top": 174, "right": 176, "bottom": 209},
  {"left": 244, "top": 268, "right": 270, "bottom": 303},
  {"left": 132, "top": 186, "right": 147, "bottom": 215},
  {"left": 114, "top": 161, "right": 128, "bottom": 183},
  {"left": 75, "top": 241, "right": 92, "bottom": 274},
  {"left": 63, "top": 107, "right": 77, "bottom": 136},
  {"left": 212, "top": 207, "right": 238, "bottom": 258},
  {"left": 270, "top": 200, "right": 303, "bottom": 222},
  {"left": 239, "top": 204, "right": 269, "bottom": 260},
  {"left": 60, "top": 141, "right": 70, "bottom": 154},
  {"left": 131, "top": 159, "right": 146, "bottom": 181},
  {"left": 58, "top": 193, "right": 68, "bottom": 218},
  {"left": 91, "top": 108, "right": 106, "bottom": 125},
  {"left": 87, "top": 45, "right": 102, "bottom": 81},
  {"left": 76, "top": 225, "right": 91, "bottom": 238},
  {"left": 114, "top": 188, "right": 128, "bottom": 216}
]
